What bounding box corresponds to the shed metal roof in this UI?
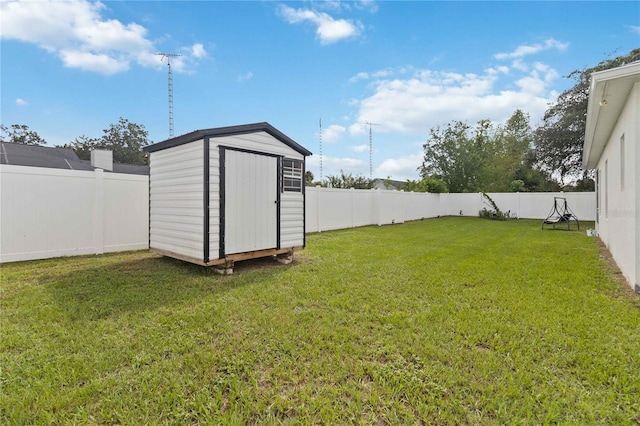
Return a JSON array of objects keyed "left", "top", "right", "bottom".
[{"left": 143, "top": 122, "right": 313, "bottom": 156}]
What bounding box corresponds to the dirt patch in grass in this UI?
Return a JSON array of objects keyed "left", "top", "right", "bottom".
[{"left": 596, "top": 237, "right": 639, "bottom": 301}]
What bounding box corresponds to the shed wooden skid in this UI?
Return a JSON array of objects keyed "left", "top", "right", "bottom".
[{"left": 143, "top": 122, "right": 312, "bottom": 271}]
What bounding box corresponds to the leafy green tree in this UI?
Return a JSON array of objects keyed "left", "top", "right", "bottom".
[
  {"left": 323, "top": 170, "right": 373, "bottom": 189},
  {"left": 400, "top": 177, "right": 448, "bottom": 193},
  {"left": 64, "top": 118, "right": 150, "bottom": 165},
  {"left": 419, "top": 120, "right": 483, "bottom": 193},
  {"left": 507, "top": 148, "right": 559, "bottom": 192},
  {"left": 420, "top": 110, "right": 559, "bottom": 193},
  {"left": 480, "top": 110, "right": 533, "bottom": 192},
  {"left": 534, "top": 48, "right": 640, "bottom": 184},
  {"left": 563, "top": 177, "right": 595, "bottom": 192},
  {"left": 508, "top": 179, "right": 525, "bottom": 192},
  {"left": 305, "top": 171, "right": 314, "bottom": 185},
  {"left": 64, "top": 135, "right": 100, "bottom": 160},
  {"left": 0, "top": 124, "right": 46, "bottom": 145}
]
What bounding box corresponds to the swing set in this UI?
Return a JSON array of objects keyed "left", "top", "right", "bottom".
[{"left": 542, "top": 197, "right": 580, "bottom": 230}]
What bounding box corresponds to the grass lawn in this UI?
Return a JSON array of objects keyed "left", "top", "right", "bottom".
[{"left": 1, "top": 217, "right": 639, "bottom": 425}]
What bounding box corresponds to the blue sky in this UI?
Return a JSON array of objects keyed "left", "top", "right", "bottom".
[{"left": 2, "top": 1, "right": 639, "bottom": 181}]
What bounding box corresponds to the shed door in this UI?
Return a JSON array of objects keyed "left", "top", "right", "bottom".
[{"left": 224, "top": 150, "right": 278, "bottom": 254}]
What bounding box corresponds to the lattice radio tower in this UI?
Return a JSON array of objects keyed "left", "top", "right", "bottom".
[
  {"left": 364, "top": 121, "right": 380, "bottom": 179},
  {"left": 157, "top": 53, "right": 182, "bottom": 138},
  {"left": 319, "top": 118, "right": 323, "bottom": 182}
]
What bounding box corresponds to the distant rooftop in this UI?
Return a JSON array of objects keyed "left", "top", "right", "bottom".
[{"left": 0, "top": 141, "right": 149, "bottom": 175}]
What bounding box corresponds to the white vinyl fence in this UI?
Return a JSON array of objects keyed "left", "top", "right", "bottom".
[
  {"left": 0, "top": 165, "right": 148, "bottom": 263},
  {"left": 0, "top": 165, "right": 595, "bottom": 263},
  {"left": 305, "top": 187, "right": 596, "bottom": 233}
]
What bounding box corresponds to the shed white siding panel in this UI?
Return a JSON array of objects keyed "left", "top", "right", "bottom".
[
  {"left": 149, "top": 140, "right": 203, "bottom": 260},
  {"left": 208, "top": 143, "right": 220, "bottom": 260},
  {"left": 281, "top": 192, "right": 304, "bottom": 248},
  {"left": 214, "top": 132, "right": 304, "bottom": 160}
]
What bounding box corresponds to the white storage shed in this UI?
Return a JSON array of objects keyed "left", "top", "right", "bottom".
[{"left": 143, "top": 122, "right": 312, "bottom": 270}]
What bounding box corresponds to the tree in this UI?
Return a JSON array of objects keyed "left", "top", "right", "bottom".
[
  {"left": 305, "top": 171, "right": 314, "bottom": 185},
  {"left": 64, "top": 135, "right": 100, "bottom": 160},
  {"left": 323, "top": 170, "right": 373, "bottom": 189},
  {"left": 0, "top": 124, "right": 46, "bottom": 145},
  {"left": 64, "top": 118, "right": 150, "bottom": 165},
  {"left": 419, "top": 120, "right": 483, "bottom": 192},
  {"left": 534, "top": 48, "right": 640, "bottom": 184},
  {"left": 480, "top": 110, "right": 533, "bottom": 192},
  {"left": 419, "top": 111, "right": 558, "bottom": 193},
  {"left": 400, "top": 177, "right": 448, "bottom": 193}
]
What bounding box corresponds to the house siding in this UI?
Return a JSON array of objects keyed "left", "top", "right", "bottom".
[{"left": 596, "top": 82, "right": 639, "bottom": 290}]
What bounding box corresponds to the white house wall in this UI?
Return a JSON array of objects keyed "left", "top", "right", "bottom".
[
  {"left": 149, "top": 140, "right": 204, "bottom": 261},
  {"left": 596, "top": 82, "right": 639, "bottom": 290}
]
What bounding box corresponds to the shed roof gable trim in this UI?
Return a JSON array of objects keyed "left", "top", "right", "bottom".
[{"left": 143, "top": 122, "right": 312, "bottom": 156}]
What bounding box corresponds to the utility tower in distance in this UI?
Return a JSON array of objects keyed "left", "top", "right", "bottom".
[
  {"left": 156, "top": 53, "right": 182, "bottom": 138},
  {"left": 364, "top": 121, "right": 381, "bottom": 180},
  {"left": 319, "top": 118, "right": 323, "bottom": 182}
]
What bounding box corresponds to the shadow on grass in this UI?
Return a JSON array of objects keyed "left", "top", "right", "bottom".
[{"left": 46, "top": 253, "right": 297, "bottom": 322}]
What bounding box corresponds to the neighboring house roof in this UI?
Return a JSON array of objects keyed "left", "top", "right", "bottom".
[
  {"left": 0, "top": 141, "right": 149, "bottom": 175},
  {"left": 143, "top": 122, "right": 313, "bottom": 156},
  {"left": 372, "top": 178, "right": 405, "bottom": 190},
  {"left": 583, "top": 61, "right": 640, "bottom": 169}
]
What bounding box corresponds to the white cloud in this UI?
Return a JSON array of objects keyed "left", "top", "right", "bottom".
[
  {"left": 355, "top": 0, "right": 379, "bottom": 13},
  {"left": 319, "top": 0, "right": 378, "bottom": 14},
  {"left": 628, "top": 25, "right": 640, "bottom": 34},
  {"left": 191, "top": 43, "right": 207, "bottom": 59},
  {"left": 494, "top": 38, "right": 569, "bottom": 60},
  {"left": 350, "top": 63, "right": 559, "bottom": 137},
  {"left": 306, "top": 155, "right": 367, "bottom": 177},
  {"left": 15, "top": 98, "right": 28, "bottom": 106},
  {"left": 322, "top": 124, "right": 346, "bottom": 143},
  {"left": 237, "top": 71, "right": 254, "bottom": 82},
  {"left": 349, "top": 72, "right": 369, "bottom": 83},
  {"left": 0, "top": 0, "right": 206, "bottom": 75},
  {"left": 59, "top": 49, "right": 130, "bottom": 74},
  {"left": 349, "top": 66, "right": 412, "bottom": 83},
  {"left": 278, "top": 5, "right": 363, "bottom": 45},
  {"left": 377, "top": 153, "right": 423, "bottom": 181},
  {"left": 348, "top": 122, "right": 365, "bottom": 136},
  {"left": 350, "top": 144, "right": 369, "bottom": 152}
]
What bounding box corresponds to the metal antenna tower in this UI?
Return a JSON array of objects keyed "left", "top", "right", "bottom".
[
  {"left": 319, "top": 118, "right": 323, "bottom": 183},
  {"left": 364, "top": 121, "right": 380, "bottom": 180},
  {"left": 157, "top": 53, "right": 182, "bottom": 138}
]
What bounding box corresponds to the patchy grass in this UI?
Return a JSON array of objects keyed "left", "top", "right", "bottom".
[{"left": 1, "top": 218, "right": 638, "bottom": 425}]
